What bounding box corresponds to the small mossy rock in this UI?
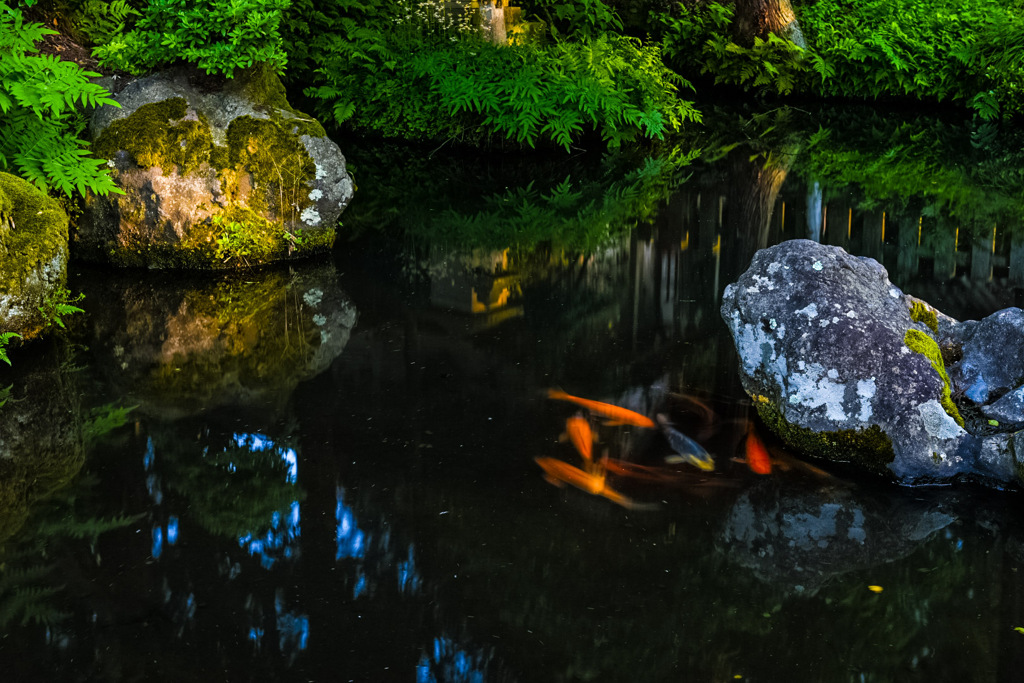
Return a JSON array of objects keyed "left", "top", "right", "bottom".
[
  {"left": 720, "top": 239, "right": 1017, "bottom": 486},
  {"left": 0, "top": 172, "right": 70, "bottom": 341},
  {"left": 78, "top": 67, "right": 354, "bottom": 269}
]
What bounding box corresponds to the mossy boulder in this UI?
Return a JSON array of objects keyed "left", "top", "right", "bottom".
[
  {"left": 77, "top": 67, "right": 354, "bottom": 269},
  {"left": 0, "top": 172, "right": 70, "bottom": 341},
  {"left": 720, "top": 239, "right": 1022, "bottom": 487}
]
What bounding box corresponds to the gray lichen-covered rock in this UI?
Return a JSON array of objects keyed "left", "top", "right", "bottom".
[
  {"left": 720, "top": 239, "right": 1022, "bottom": 487},
  {"left": 0, "top": 172, "right": 70, "bottom": 342},
  {"left": 982, "top": 387, "right": 1024, "bottom": 427},
  {"left": 950, "top": 308, "right": 1024, "bottom": 406},
  {"left": 77, "top": 66, "right": 354, "bottom": 269}
]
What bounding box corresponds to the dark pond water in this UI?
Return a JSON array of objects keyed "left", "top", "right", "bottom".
[{"left": 2, "top": 107, "right": 1024, "bottom": 681}]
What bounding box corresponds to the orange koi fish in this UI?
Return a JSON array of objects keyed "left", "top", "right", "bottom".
[
  {"left": 534, "top": 457, "right": 649, "bottom": 509},
  {"left": 561, "top": 414, "right": 595, "bottom": 465},
  {"left": 547, "top": 389, "right": 656, "bottom": 429},
  {"left": 745, "top": 425, "right": 772, "bottom": 475}
]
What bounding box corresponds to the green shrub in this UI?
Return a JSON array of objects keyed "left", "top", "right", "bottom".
[
  {"left": 306, "top": 34, "right": 698, "bottom": 149},
  {"left": 75, "top": 0, "right": 140, "bottom": 47},
  {"left": 94, "top": 0, "right": 290, "bottom": 78},
  {"left": 0, "top": 1, "right": 121, "bottom": 196},
  {"left": 657, "top": 0, "right": 1024, "bottom": 118},
  {"left": 800, "top": 0, "right": 1024, "bottom": 118}
]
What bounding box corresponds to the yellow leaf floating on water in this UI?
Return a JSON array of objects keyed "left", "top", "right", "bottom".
[{"left": 868, "top": 585, "right": 884, "bottom": 593}]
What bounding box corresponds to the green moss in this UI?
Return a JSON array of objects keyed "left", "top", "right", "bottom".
[
  {"left": 909, "top": 300, "right": 939, "bottom": 333},
  {"left": 93, "top": 98, "right": 214, "bottom": 175},
  {"left": 0, "top": 180, "right": 11, "bottom": 220},
  {"left": 226, "top": 115, "right": 317, "bottom": 221},
  {"left": 210, "top": 144, "right": 230, "bottom": 170},
  {"left": 0, "top": 183, "right": 11, "bottom": 256},
  {"left": 904, "top": 328, "right": 965, "bottom": 427},
  {"left": 0, "top": 173, "right": 69, "bottom": 339},
  {"left": 752, "top": 394, "right": 895, "bottom": 475},
  {"left": 296, "top": 225, "right": 336, "bottom": 254},
  {"left": 243, "top": 65, "right": 327, "bottom": 138}
]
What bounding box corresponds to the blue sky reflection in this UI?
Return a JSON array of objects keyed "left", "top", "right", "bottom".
[
  {"left": 335, "top": 486, "right": 366, "bottom": 561},
  {"left": 232, "top": 433, "right": 303, "bottom": 569},
  {"left": 416, "top": 636, "right": 493, "bottom": 683}
]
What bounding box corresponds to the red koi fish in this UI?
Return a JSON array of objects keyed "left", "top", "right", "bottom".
[
  {"left": 562, "top": 414, "right": 595, "bottom": 466},
  {"left": 745, "top": 426, "right": 772, "bottom": 475},
  {"left": 547, "top": 389, "right": 656, "bottom": 429}
]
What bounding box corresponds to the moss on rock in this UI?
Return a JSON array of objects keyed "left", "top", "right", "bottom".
[
  {"left": 93, "top": 98, "right": 215, "bottom": 175},
  {"left": 226, "top": 115, "right": 316, "bottom": 221},
  {"left": 82, "top": 66, "right": 347, "bottom": 269},
  {"left": 909, "top": 300, "right": 939, "bottom": 333},
  {"left": 904, "top": 328, "right": 965, "bottom": 427},
  {"left": 0, "top": 173, "right": 70, "bottom": 339},
  {"left": 241, "top": 65, "right": 327, "bottom": 138},
  {"left": 752, "top": 393, "right": 896, "bottom": 476}
]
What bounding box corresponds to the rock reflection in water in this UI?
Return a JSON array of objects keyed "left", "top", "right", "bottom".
[
  {"left": 719, "top": 480, "right": 955, "bottom": 593},
  {"left": 0, "top": 344, "right": 85, "bottom": 544},
  {"left": 83, "top": 259, "right": 357, "bottom": 419}
]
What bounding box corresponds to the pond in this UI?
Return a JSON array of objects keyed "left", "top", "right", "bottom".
[{"left": 2, "top": 106, "right": 1024, "bottom": 681}]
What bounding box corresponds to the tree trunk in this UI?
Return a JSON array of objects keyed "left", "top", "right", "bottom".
[{"left": 731, "top": 0, "right": 805, "bottom": 47}]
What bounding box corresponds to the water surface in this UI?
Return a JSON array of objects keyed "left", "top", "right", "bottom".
[{"left": 2, "top": 107, "right": 1024, "bottom": 682}]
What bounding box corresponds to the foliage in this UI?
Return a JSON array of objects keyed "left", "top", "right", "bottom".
[
  {"left": 0, "top": 332, "right": 20, "bottom": 366},
  {"left": 531, "top": 0, "right": 624, "bottom": 39},
  {"left": 657, "top": 0, "right": 1024, "bottom": 118},
  {"left": 306, "top": 32, "right": 698, "bottom": 149},
  {"left": 799, "top": 0, "right": 1024, "bottom": 118},
  {"left": 343, "top": 142, "right": 697, "bottom": 252},
  {"left": 94, "top": 0, "right": 290, "bottom": 78},
  {"left": 211, "top": 212, "right": 303, "bottom": 265},
  {"left": 288, "top": 0, "right": 698, "bottom": 150},
  {"left": 38, "top": 286, "right": 85, "bottom": 330},
  {"left": 659, "top": 1, "right": 785, "bottom": 94},
  {"left": 660, "top": 2, "right": 809, "bottom": 94},
  {"left": 81, "top": 402, "right": 137, "bottom": 446},
  {"left": 792, "top": 108, "right": 1024, "bottom": 228},
  {"left": 0, "top": 1, "right": 121, "bottom": 196},
  {"left": 75, "top": 0, "right": 140, "bottom": 46}
]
